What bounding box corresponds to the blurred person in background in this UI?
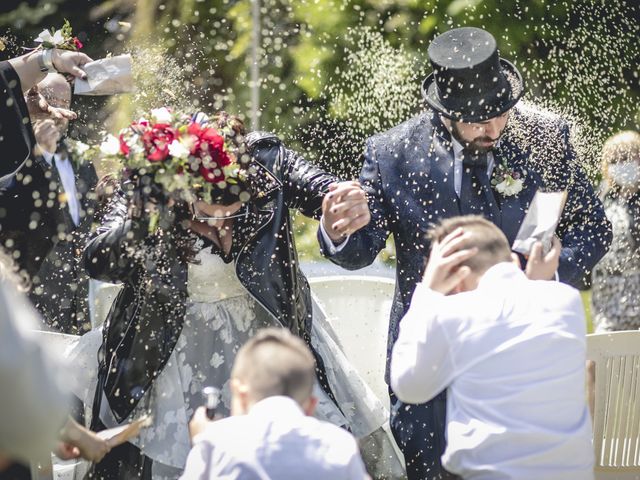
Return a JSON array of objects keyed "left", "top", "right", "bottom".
[
  {"left": 28, "top": 73, "right": 98, "bottom": 335},
  {"left": 591, "top": 131, "right": 640, "bottom": 332},
  {"left": 0, "top": 246, "right": 110, "bottom": 479},
  {"left": 0, "top": 48, "right": 91, "bottom": 278}
]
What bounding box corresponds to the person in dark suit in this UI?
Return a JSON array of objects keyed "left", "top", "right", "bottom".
[
  {"left": 319, "top": 27, "right": 612, "bottom": 480},
  {"left": 0, "top": 49, "right": 91, "bottom": 278},
  {"left": 27, "top": 73, "right": 98, "bottom": 334}
]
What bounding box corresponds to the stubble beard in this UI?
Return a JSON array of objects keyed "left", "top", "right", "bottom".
[{"left": 450, "top": 122, "right": 499, "bottom": 154}]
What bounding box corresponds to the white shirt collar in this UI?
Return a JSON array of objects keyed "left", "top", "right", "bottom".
[
  {"left": 42, "top": 150, "right": 55, "bottom": 165},
  {"left": 451, "top": 137, "right": 465, "bottom": 157},
  {"left": 248, "top": 396, "right": 306, "bottom": 420},
  {"left": 478, "top": 262, "right": 525, "bottom": 289}
]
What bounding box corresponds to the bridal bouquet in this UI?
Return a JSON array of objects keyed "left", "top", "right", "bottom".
[{"left": 98, "top": 107, "right": 248, "bottom": 205}]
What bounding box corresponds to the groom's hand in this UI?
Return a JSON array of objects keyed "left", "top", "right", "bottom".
[
  {"left": 321, "top": 181, "right": 370, "bottom": 243},
  {"left": 422, "top": 227, "right": 477, "bottom": 295},
  {"left": 525, "top": 237, "right": 561, "bottom": 281}
]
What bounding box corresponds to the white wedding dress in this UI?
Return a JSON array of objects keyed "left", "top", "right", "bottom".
[{"left": 69, "top": 245, "right": 403, "bottom": 479}]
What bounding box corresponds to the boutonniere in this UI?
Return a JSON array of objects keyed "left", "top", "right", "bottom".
[
  {"left": 491, "top": 160, "right": 525, "bottom": 197},
  {"left": 64, "top": 139, "right": 95, "bottom": 168}
]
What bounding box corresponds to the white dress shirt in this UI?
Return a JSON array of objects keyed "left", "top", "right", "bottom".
[
  {"left": 451, "top": 138, "right": 495, "bottom": 197},
  {"left": 43, "top": 150, "right": 80, "bottom": 226},
  {"left": 181, "top": 396, "right": 368, "bottom": 480},
  {"left": 391, "top": 262, "right": 594, "bottom": 480}
]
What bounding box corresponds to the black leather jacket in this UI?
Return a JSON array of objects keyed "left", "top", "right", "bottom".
[{"left": 84, "top": 132, "right": 336, "bottom": 422}]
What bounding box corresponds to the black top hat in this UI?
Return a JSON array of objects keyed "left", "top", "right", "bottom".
[{"left": 422, "top": 27, "right": 525, "bottom": 123}]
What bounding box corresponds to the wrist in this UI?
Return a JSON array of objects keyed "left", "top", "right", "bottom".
[
  {"left": 49, "top": 49, "right": 62, "bottom": 73},
  {"left": 321, "top": 217, "right": 339, "bottom": 243},
  {"left": 38, "top": 48, "right": 56, "bottom": 73}
]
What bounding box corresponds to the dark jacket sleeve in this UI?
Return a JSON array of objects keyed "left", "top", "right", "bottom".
[
  {"left": 318, "top": 138, "right": 390, "bottom": 269},
  {"left": 0, "top": 61, "right": 34, "bottom": 181},
  {"left": 556, "top": 123, "right": 612, "bottom": 288},
  {"left": 249, "top": 132, "right": 337, "bottom": 219},
  {"left": 83, "top": 190, "right": 148, "bottom": 284},
  {"left": 279, "top": 147, "right": 337, "bottom": 219}
]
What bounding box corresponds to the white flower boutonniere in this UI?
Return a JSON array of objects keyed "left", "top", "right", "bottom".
[
  {"left": 64, "top": 138, "right": 96, "bottom": 168},
  {"left": 492, "top": 160, "right": 525, "bottom": 197}
]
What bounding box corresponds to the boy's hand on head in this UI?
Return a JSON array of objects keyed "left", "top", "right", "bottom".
[{"left": 422, "top": 227, "right": 477, "bottom": 295}]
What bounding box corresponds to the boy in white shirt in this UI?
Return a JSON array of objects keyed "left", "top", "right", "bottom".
[
  {"left": 182, "top": 328, "right": 369, "bottom": 480},
  {"left": 391, "top": 215, "right": 594, "bottom": 480}
]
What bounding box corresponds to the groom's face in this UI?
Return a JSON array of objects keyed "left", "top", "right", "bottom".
[{"left": 450, "top": 111, "right": 510, "bottom": 153}]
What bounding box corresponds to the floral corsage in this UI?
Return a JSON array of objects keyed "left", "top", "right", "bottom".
[
  {"left": 35, "top": 19, "right": 83, "bottom": 51},
  {"left": 491, "top": 160, "right": 525, "bottom": 197}
]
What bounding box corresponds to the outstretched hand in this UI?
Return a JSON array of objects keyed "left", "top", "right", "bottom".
[
  {"left": 59, "top": 418, "right": 111, "bottom": 463},
  {"left": 525, "top": 237, "right": 561, "bottom": 281},
  {"left": 321, "top": 181, "right": 371, "bottom": 243},
  {"left": 422, "top": 227, "right": 477, "bottom": 295},
  {"left": 26, "top": 85, "right": 77, "bottom": 121}
]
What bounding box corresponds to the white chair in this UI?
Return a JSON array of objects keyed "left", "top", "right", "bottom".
[
  {"left": 587, "top": 331, "right": 640, "bottom": 480},
  {"left": 309, "top": 275, "right": 394, "bottom": 407}
]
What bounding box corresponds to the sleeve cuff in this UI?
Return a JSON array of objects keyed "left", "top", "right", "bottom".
[{"left": 319, "top": 216, "right": 350, "bottom": 254}]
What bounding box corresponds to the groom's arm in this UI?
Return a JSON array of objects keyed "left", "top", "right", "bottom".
[
  {"left": 555, "top": 124, "right": 612, "bottom": 288},
  {"left": 318, "top": 140, "right": 390, "bottom": 270}
]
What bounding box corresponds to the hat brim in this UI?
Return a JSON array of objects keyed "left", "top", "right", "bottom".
[{"left": 422, "top": 58, "right": 525, "bottom": 123}]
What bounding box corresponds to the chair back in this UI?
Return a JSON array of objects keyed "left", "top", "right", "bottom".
[
  {"left": 309, "top": 275, "right": 394, "bottom": 405},
  {"left": 587, "top": 331, "right": 640, "bottom": 478}
]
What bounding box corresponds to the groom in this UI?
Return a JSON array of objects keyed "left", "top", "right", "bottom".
[{"left": 319, "top": 27, "right": 611, "bottom": 479}]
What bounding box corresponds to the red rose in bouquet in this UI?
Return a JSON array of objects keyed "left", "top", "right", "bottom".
[
  {"left": 118, "top": 134, "right": 130, "bottom": 156},
  {"left": 142, "top": 124, "right": 177, "bottom": 162},
  {"left": 98, "top": 108, "right": 247, "bottom": 210},
  {"left": 187, "top": 123, "right": 233, "bottom": 184}
]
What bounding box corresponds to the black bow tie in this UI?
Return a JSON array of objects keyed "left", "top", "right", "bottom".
[{"left": 462, "top": 150, "right": 489, "bottom": 169}]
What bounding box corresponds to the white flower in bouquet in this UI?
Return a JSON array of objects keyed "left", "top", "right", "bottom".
[
  {"left": 168, "top": 139, "right": 190, "bottom": 159},
  {"left": 100, "top": 134, "right": 121, "bottom": 156},
  {"left": 150, "top": 107, "right": 173, "bottom": 124},
  {"left": 35, "top": 29, "right": 65, "bottom": 46}
]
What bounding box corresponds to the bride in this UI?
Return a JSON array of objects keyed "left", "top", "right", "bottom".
[{"left": 73, "top": 112, "right": 403, "bottom": 479}]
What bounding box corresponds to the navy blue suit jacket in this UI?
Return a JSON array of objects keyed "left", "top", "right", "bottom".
[{"left": 321, "top": 107, "right": 612, "bottom": 381}]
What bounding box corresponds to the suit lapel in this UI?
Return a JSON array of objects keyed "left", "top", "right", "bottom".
[
  {"left": 493, "top": 138, "right": 543, "bottom": 245},
  {"left": 426, "top": 116, "right": 460, "bottom": 219}
]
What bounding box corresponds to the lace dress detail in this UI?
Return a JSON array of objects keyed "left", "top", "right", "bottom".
[{"left": 68, "top": 244, "right": 403, "bottom": 479}]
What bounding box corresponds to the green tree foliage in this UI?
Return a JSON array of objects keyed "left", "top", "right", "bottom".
[{"left": 1, "top": 0, "right": 637, "bottom": 178}]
